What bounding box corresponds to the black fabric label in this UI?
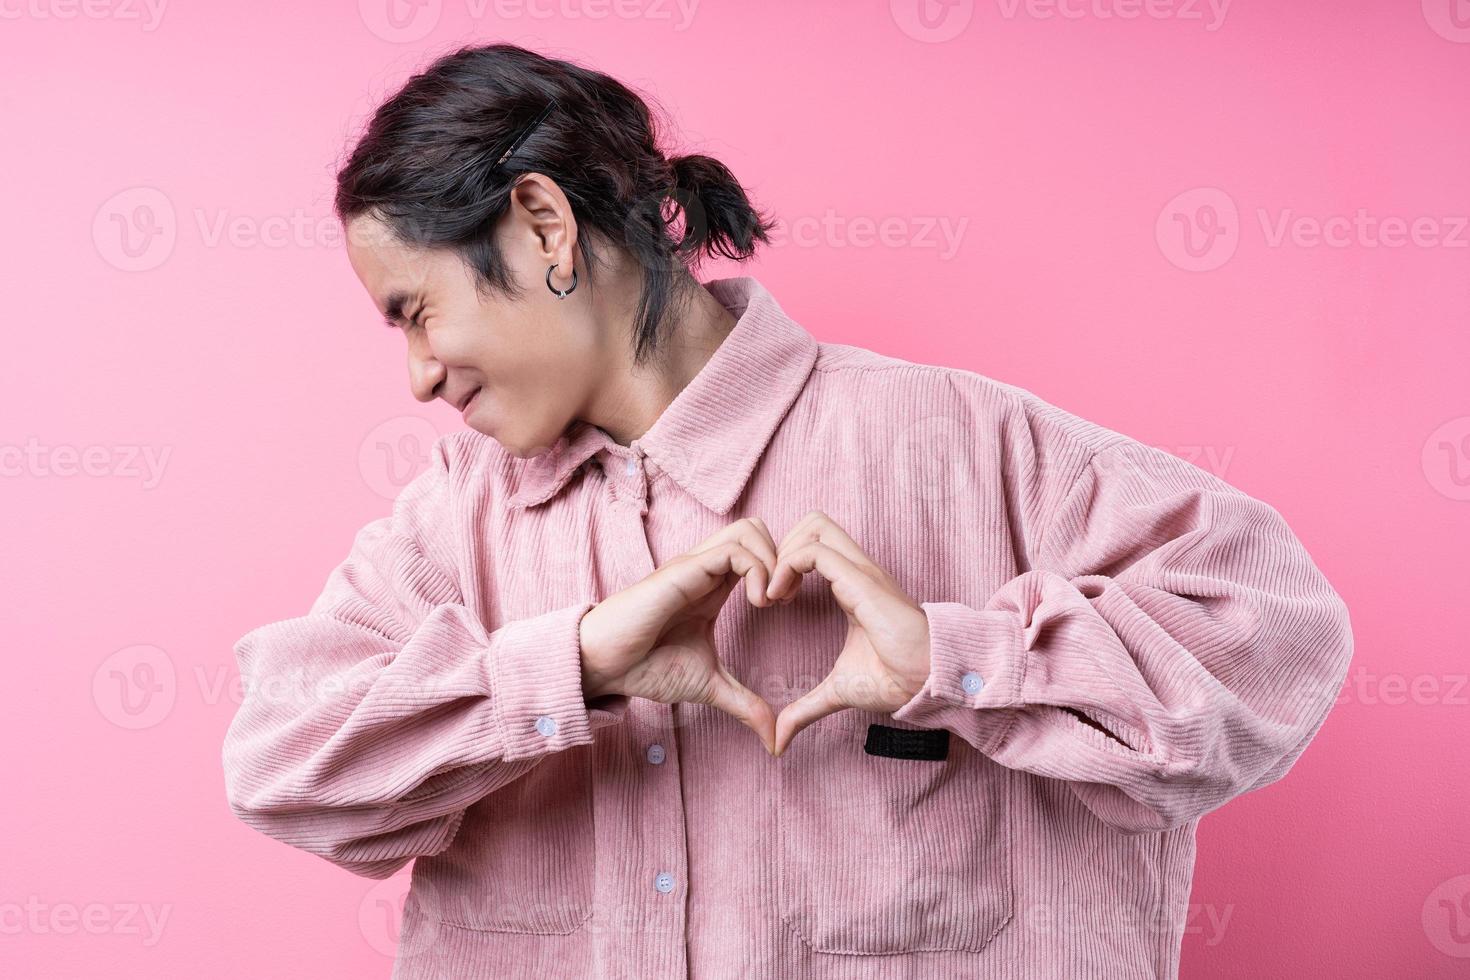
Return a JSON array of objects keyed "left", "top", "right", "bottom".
[{"left": 863, "top": 723, "right": 949, "bottom": 761}]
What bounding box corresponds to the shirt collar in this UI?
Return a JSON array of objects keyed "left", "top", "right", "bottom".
[{"left": 506, "top": 275, "right": 818, "bottom": 515}]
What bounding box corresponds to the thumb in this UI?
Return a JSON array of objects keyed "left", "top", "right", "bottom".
[
  {"left": 705, "top": 665, "right": 777, "bottom": 756},
  {"left": 773, "top": 678, "right": 845, "bottom": 757}
]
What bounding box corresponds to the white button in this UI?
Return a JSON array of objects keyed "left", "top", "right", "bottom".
[
  {"left": 961, "top": 672, "right": 984, "bottom": 695},
  {"left": 646, "top": 743, "right": 665, "bottom": 765},
  {"left": 535, "top": 715, "right": 558, "bottom": 737},
  {"left": 654, "top": 871, "right": 675, "bottom": 894},
  {"left": 624, "top": 457, "right": 637, "bottom": 475}
]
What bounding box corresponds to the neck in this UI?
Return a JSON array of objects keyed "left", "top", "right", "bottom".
[{"left": 578, "top": 278, "right": 738, "bottom": 447}]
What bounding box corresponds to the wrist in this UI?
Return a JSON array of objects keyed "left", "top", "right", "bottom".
[{"left": 577, "top": 606, "right": 617, "bottom": 700}]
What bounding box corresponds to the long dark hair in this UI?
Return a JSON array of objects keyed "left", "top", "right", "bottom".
[{"left": 334, "top": 43, "right": 776, "bottom": 365}]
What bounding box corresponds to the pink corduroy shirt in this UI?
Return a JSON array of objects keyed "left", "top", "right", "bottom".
[{"left": 221, "top": 275, "right": 1354, "bottom": 979}]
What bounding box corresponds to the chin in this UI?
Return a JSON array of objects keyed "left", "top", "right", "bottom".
[{"left": 485, "top": 420, "right": 562, "bottom": 460}]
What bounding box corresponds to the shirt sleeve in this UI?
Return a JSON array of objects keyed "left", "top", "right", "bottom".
[
  {"left": 889, "top": 434, "right": 1354, "bottom": 836},
  {"left": 220, "top": 434, "right": 631, "bottom": 879}
]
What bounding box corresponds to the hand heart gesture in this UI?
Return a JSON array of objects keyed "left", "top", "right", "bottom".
[{"left": 763, "top": 510, "right": 933, "bottom": 755}]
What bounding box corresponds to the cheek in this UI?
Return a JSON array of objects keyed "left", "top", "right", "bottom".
[{"left": 433, "top": 330, "right": 486, "bottom": 367}]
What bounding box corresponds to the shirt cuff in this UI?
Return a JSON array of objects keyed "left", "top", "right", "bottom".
[
  {"left": 888, "top": 600, "right": 1026, "bottom": 756},
  {"left": 485, "top": 600, "right": 631, "bottom": 762}
]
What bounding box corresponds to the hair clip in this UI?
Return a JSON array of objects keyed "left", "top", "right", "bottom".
[{"left": 493, "top": 98, "right": 558, "bottom": 169}]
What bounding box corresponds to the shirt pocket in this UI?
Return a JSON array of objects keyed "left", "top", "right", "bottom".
[
  {"left": 409, "top": 750, "right": 595, "bottom": 935},
  {"left": 776, "top": 711, "right": 1014, "bottom": 954}
]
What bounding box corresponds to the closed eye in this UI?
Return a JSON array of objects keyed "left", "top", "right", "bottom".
[
  {"left": 382, "top": 290, "right": 425, "bottom": 331},
  {"left": 383, "top": 307, "right": 425, "bottom": 331}
]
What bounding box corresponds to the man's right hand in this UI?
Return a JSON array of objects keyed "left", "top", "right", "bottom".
[{"left": 578, "top": 517, "right": 783, "bottom": 755}]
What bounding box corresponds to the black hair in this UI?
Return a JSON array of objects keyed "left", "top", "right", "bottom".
[{"left": 333, "top": 42, "right": 777, "bottom": 365}]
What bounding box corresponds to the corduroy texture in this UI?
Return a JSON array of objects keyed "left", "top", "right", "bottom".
[{"left": 221, "top": 276, "right": 1354, "bottom": 979}]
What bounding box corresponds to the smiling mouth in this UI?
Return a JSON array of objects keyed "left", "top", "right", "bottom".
[{"left": 461, "top": 388, "right": 481, "bottom": 414}]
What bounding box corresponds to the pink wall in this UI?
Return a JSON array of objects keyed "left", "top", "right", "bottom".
[{"left": 3, "top": 2, "right": 1466, "bottom": 977}]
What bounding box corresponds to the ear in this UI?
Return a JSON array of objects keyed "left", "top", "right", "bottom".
[{"left": 507, "top": 172, "right": 578, "bottom": 266}]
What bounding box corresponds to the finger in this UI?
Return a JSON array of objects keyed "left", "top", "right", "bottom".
[
  {"left": 768, "top": 511, "right": 873, "bottom": 599},
  {"left": 706, "top": 665, "right": 777, "bottom": 755},
  {"left": 774, "top": 509, "right": 823, "bottom": 556},
  {"left": 688, "top": 518, "right": 779, "bottom": 607},
  {"left": 739, "top": 518, "right": 780, "bottom": 604},
  {"left": 709, "top": 541, "right": 773, "bottom": 611},
  {"left": 694, "top": 541, "right": 770, "bottom": 595},
  {"left": 773, "top": 676, "right": 846, "bottom": 756},
  {"left": 767, "top": 512, "right": 876, "bottom": 602},
  {"left": 659, "top": 541, "right": 770, "bottom": 618},
  {"left": 690, "top": 516, "right": 774, "bottom": 563},
  {"left": 768, "top": 540, "right": 882, "bottom": 615},
  {"left": 765, "top": 512, "right": 827, "bottom": 602},
  {"left": 744, "top": 558, "right": 771, "bottom": 608},
  {"left": 729, "top": 520, "right": 777, "bottom": 607}
]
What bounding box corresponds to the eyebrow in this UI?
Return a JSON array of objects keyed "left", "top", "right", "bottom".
[{"left": 382, "top": 289, "right": 420, "bottom": 328}]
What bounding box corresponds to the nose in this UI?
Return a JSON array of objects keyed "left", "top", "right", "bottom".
[{"left": 407, "top": 344, "right": 446, "bottom": 404}]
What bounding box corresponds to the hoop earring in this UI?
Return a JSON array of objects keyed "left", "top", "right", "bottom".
[{"left": 546, "top": 262, "right": 578, "bottom": 299}]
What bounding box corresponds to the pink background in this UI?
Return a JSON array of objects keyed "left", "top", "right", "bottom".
[{"left": 3, "top": 2, "right": 1467, "bottom": 977}]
